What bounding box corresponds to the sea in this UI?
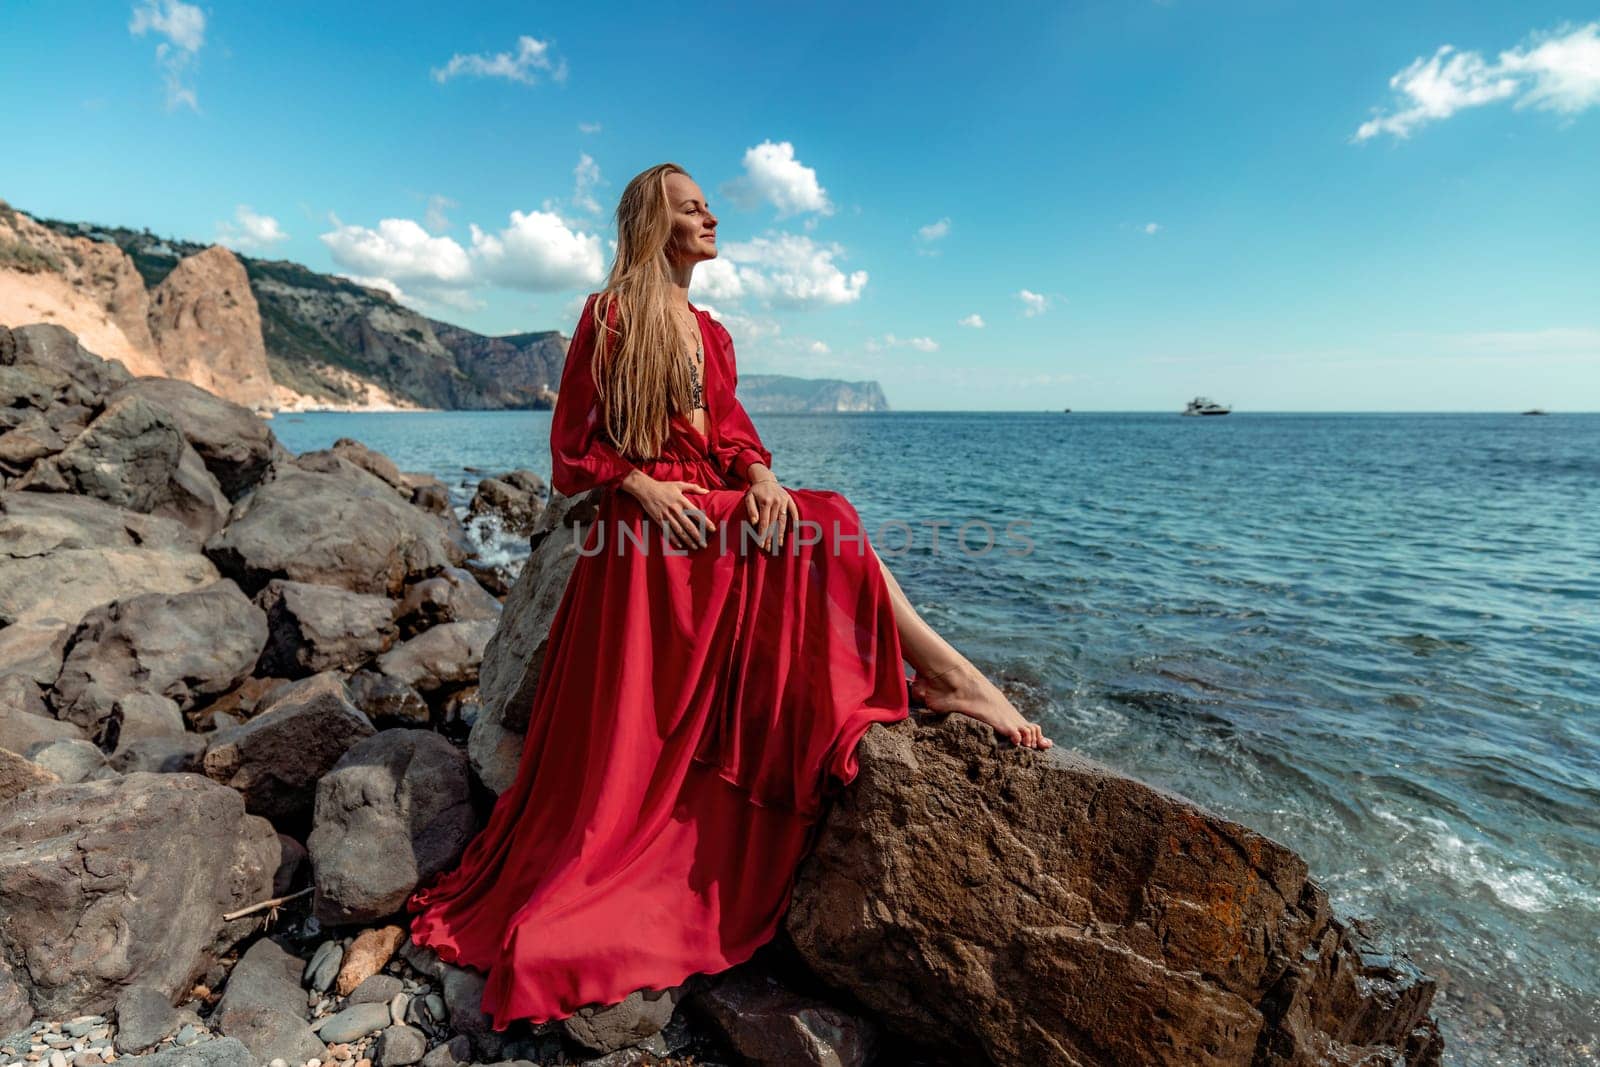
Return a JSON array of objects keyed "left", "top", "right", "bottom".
[{"left": 272, "top": 409, "right": 1599, "bottom": 1066}]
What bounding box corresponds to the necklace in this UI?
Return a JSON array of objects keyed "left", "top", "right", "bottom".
[{"left": 676, "top": 308, "right": 704, "bottom": 411}]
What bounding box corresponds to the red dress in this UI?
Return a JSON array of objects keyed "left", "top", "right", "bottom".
[{"left": 407, "top": 294, "right": 909, "bottom": 1027}]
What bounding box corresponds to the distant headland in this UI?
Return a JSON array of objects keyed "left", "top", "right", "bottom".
[{"left": 0, "top": 199, "right": 887, "bottom": 416}]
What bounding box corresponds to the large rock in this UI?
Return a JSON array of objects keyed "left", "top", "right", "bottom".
[
  {"left": 375, "top": 619, "right": 495, "bottom": 696},
  {"left": 786, "top": 717, "right": 1443, "bottom": 1067},
  {"left": 254, "top": 578, "right": 398, "bottom": 678},
  {"left": 394, "top": 567, "right": 501, "bottom": 637},
  {"left": 0, "top": 324, "right": 134, "bottom": 406},
  {"left": 107, "top": 376, "right": 278, "bottom": 499},
  {"left": 308, "top": 729, "right": 477, "bottom": 925},
  {"left": 467, "top": 472, "right": 546, "bottom": 537},
  {"left": 693, "top": 969, "right": 876, "bottom": 1067},
  {"left": 213, "top": 937, "right": 326, "bottom": 1066},
  {"left": 0, "top": 772, "right": 279, "bottom": 1021},
  {"left": 203, "top": 671, "right": 376, "bottom": 827},
  {"left": 205, "top": 463, "right": 466, "bottom": 596},
  {"left": 0, "top": 746, "right": 59, "bottom": 804},
  {"left": 50, "top": 579, "right": 268, "bottom": 740},
  {"left": 115, "top": 1037, "right": 254, "bottom": 1067},
  {"left": 14, "top": 394, "right": 231, "bottom": 539},
  {"left": 331, "top": 437, "right": 406, "bottom": 492},
  {"left": 146, "top": 245, "right": 277, "bottom": 413},
  {"left": 562, "top": 988, "right": 677, "bottom": 1054},
  {"left": 0, "top": 705, "right": 85, "bottom": 756}
]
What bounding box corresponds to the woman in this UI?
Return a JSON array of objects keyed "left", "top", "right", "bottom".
[{"left": 408, "top": 163, "right": 1051, "bottom": 1028}]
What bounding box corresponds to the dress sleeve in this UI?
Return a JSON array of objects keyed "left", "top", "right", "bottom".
[
  {"left": 708, "top": 319, "right": 774, "bottom": 483},
  {"left": 550, "top": 293, "right": 638, "bottom": 497}
]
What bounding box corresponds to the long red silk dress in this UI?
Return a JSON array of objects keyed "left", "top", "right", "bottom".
[{"left": 407, "top": 293, "right": 909, "bottom": 1027}]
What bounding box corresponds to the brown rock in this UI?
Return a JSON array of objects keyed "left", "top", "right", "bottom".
[
  {"left": 335, "top": 926, "right": 406, "bottom": 997},
  {"left": 0, "top": 746, "right": 60, "bottom": 805},
  {"left": 786, "top": 716, "right": 1442, "bottom": 1067},
  {"left": 147, "top": 246, "right": 275, "bottom": 411},
  {"left": 694, "top": 968, "right": 876, "bottom": 1067}
]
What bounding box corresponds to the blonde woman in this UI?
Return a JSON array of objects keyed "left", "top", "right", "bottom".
[{"left": 409, "top": 162, "right": 1049, "bottom": 1028}]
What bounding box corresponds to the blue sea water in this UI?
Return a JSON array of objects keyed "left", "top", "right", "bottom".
[{"left": 273, "top": 410, "right": 1599, "bottom": 1066}]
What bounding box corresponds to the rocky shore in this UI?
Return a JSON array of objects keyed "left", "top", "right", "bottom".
[{"left": 0, "top": 322, "right": 1443, "bottom": 1066}]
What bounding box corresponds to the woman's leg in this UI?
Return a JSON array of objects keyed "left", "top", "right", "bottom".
[{"left": 873, "top": 548, "right": 1051, "bottom": 749}]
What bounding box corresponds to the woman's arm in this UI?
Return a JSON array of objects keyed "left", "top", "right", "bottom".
[
  {"left": 550, "top": 293, "right": 640, "bottom": 497},
  {"left": 708, "top": 320, "right": 775, "bottom": 484}
]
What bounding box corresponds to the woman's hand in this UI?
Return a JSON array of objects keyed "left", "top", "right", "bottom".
[
  {"left": 744, "top": 477, "right": 800, "bottom": 553},
  {"left": 621, "top": 471, "right": 714, "bottom": 550}
]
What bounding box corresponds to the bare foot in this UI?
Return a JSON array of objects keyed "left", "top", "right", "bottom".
[{"left": 909, "top": 661, "right": 1053, "bottom": 750}]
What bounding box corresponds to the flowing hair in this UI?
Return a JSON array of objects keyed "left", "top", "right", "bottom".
[{"left": 588, "top": 162, "right": 702, "bottom": 460}]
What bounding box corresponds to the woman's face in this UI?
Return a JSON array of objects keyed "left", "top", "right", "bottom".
[{"left": 663, "top": 171, "right": 718, "bottom": 267}]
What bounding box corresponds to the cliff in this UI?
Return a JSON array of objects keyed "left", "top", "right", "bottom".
[{"left": 739, "top": 373, "right": 889, "bottom": 412}]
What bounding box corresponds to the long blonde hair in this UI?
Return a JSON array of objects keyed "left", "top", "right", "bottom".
[{"left": 589, "top": 162, "right": 702, "bottom": 460}]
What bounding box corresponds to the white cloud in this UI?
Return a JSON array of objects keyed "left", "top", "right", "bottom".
[
  {"left": 1018, "top": 289, "right": 1048, "bottom": 317},
  {"left": 1355, "top": 22, "right": 1600, "bottom": 141},
  {"left": 469, "top": 209, "right": 605, "bottom": 292},
  {"left": 717, "top": 233, "right": 867, "bottom": 307},
  {"left": 578, "top": 121, "right": 602, "bottom": 134},
  {"left": 917, "top": 218, "right": 951, "bottom": 242},
  {"left": 216, "top": 206, "right": 288, "bottom": 251},
  {"left": 335, "top": 274, "right": 407, "bottom": 302},
  {"left": 959, "top": 313, "right": 985, "bottom": 328},
  {"left": 698, "top": 304, "right": 782, "bottom": 341},
  {"left": 720, "top": 141, "right": 834, "bottom": 218},
  {"left": 425, "top": 194, "right": 457, "bottom": 234},
  {"left": 572, "top": 153, "right": 602, "bottom": 215},
  {"left": 809, "top": 341, "right": 830, "bottom": 354},
  {"left": 320, "top": 216, "right": 474, "bottom": 288},
  {"left": 866, "top": 333, "right": 939, "bottom": 353},
  {"left": 1143, "top": 222, "right": 1161, "bottom": 235},
  {"left": 432, "top": 35, "right": 567, "bottom": 86},
  {"left": 690, "top": 258, "right": 745, "bottom": 302},
  {"left": 128, "top": 0, "right": 205, "bottom": 111}
]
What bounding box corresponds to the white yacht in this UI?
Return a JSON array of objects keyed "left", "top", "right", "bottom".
[{"left": 1183, "top": 396, "right": 1231, "bottom": 416}]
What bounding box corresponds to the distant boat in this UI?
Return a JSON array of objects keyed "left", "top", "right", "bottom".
[
  {"left": 1521, "top": 408, "right": 1547, "bottom": 416},
  {"left": 1062, "top": 407, "right": 1072, "bottom": 413},
  {"left": 1183, "top": 396, "right": 1231, "bottom": 416}
]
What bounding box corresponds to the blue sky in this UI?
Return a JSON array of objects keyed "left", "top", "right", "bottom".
[{"left": 3, "top": 1, "right": 1597, "bottom": 411}]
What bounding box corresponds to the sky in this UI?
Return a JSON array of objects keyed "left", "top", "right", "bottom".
[{"left": 2, "top": 1, "right": 1597, "bottom": 411}]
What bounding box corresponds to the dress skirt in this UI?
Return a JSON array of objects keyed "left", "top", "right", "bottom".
[{"left": 407, "top": 433, "right": 909, "bottom": 1027}]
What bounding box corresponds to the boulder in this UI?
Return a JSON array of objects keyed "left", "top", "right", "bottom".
[
  {"left": 308, "top": 730, "right": 477, "bottom": 925},
  {"left": 205, "top": 463, "right": 466, "bottom": 596},
  {"left": 0, "top": 324, "right": 133, "bottom": 405},
  {"left": 375, "top": 619, "right": 496, "bottom": 697},
  {"left": 0, "top": 412, "right": 67, "bottom": 469},
  {"left": 693, "top": 968, "right": 876, "bottom": 1067},
  {"left": 0, "top": 746, "right": 59, "bottom": 805},
  {"left": 0, "top": 705, "right": 85, "bottom": 756},
  {"left": 0, "top": 621, "right": 70, "bottom": 687},
  {"left": 51, "top": 579, "right": 268, "bottom": 739},
  {"left": 0, "top": 772, "right": 279, "bottom": 1021},
  {"left": 145, "top": 245, "right": 277, "bottom": 414},
  {"left": 479, "top": 491, "right": 595, "bottom": 732},
  {"left": 254, "top": 578, "right": 398, "bottom": 678},
  {"left": 562, "top": 988, "right": 677, "bottom": 1054},
  {"left": 114, "top": 1036, "right": 253, "bottom": 1067},
  {"left": 114, "top": 983, "right": 185, "bottom": 1053},
  {"left": 331, "top": 437, "right": 406, "bottom": 491},
  {"left": 394, "top": 567, "right": 502, "bottom": 636},
  {"left": 109, "top": 732, "right": 209, "bottom": 775},
  {"left": 213, "top": 937, "right": 326, "bottom": 1066},
  {"left": 786, "top": 716, "right": 1443, "bottom": 1067},
  {"left": 468, "top": 474, "right": 545, "bottom": 537},
  {"left": 345, "top": 669, "right": 431, "bottom": 729},
  {"left": 14, "top": 394, "right": 230, "bottom": 539},
  {"left": 24, "top": 738, "right": 111, "bottom": 784},
  {"left": 202, "top": 671, "right": 376, "bottom": 827},
  {"left": 106, "top": 376, "right": 278, "bottom": 499}
]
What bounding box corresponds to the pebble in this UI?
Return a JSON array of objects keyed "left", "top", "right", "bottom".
[
  {"left": 173, "top": 1026, "right": 200, "bottom": 1047},
  {"left": 48, "top": 1052, "right": 66, "bottom": 1067},
  {"left": 387, "top": 995, "right": 407, "bottom": 1028}
]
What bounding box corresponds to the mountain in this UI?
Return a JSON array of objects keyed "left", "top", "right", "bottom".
[
  {"left": 737, "top": 374, "right": 889, "bottom": 413},
  {"left": 1, "top": 199, "right": 885, "bottom": 414}
]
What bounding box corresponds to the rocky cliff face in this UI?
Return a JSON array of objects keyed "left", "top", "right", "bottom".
[
  {"left": 739, "top": 373, "right": 890, "bottom": 413},
  {"left": 148, "top": 245, "right": 276, "bottom": 411}
]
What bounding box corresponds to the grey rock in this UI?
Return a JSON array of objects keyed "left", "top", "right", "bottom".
[
  {"left": 15, "top": 394, "right": 230, "bottom": 541},
  {"left": 417, "top": 1033, "right": 470, "bottom": 1067},
  {"left": 0, "top": 325, "right": 132, "bottom": 405},
  {"left": 375, "top": 619, "right": 496, "bottom": 696},
  {"left": 0, "top": 621, "right": 70, "bottom": 687},
  {"left": 397, "top": 940, "right": 445, "bottom": 982},
  {"left": 394, "top": 568, "right": 501, "bottom": 637},
  {"left": 202, "top": 671, "right": 375, "bottom": 827},
  {"left": 314, "top": 1001, "right": 391, "bottom": 1043},
  {"left": 467, "top": 475, "right": 545, "bottom": 538},
  {"left": 109, "top": 733, "right": 209, "bottom": 775},
  {"left": 694, "top": 968, "right": 876, "bottom": 1067},
  {"left": 113, "top": 985, "right": 183, "bottom": 1053},
  {"left": 303, "top": 941, "right": 343, "bottom": 994},
  {"left": 270, "top": 834, "right": 305, "bottom": 898},
  {"left": 204, "top": 462, "right": 466, "bottom": 597},
  {"left": 0, "top": 711, "right": 85, "bottom": 765},
  {"left": 0, "top": 772, "right": 278, "bottom": 1021},
  {"left": 113, "top": 1036, "right": 252, "bottom": 1066},
  {"left": 0, "top": 747, "right": 60, "bottom": 805},
  {"left": 374, "top": 1023, "right": 427, "bottom": 1067},
  {"left": 214, "top": 1005, "right": 323, "bottom": 1067},
  {"left": 346, "top": 974, "right": 402, "bottom": 1006},
  {"left": 344, "top": 670, "right": 430, "bottom": 729},
  {"left": 330, "top": 438, "right": 406, "bottom": 492},
  {"left": 253, "top": 579, "right": 397, "bottom": 679},
  {"left": 105, "top": 377, "right": 278, "bottom": 500},
  {"left": 439, "top": 964, "right": 503, "bottom": 1060},
  {"left": 561, "top": 987, "right": 677, "bottom": 1054},
  {"left": 308, "top": 730, "right": 476, "bottom": 925},
  {"left": 216, "top": 939, "right": 309, "bottom": 1024},
  {"left": 50, "top": 579, "right": 267, "bottom": 740},
  {"left": 23, "top": 738, "right": 111, "bottom": 785}
]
